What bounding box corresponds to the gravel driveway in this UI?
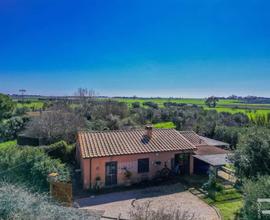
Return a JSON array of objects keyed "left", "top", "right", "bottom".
[{"left": 76, "top": 183, "right": 219, "bottom": 220}]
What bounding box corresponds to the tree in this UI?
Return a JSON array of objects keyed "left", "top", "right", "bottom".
[
  {"left": 0, "top": 93, "right": 15, "bottom": 121},
  {"left": 205, "top": 96, "right": 219, "bottom": 108},
  {"left": 143, "top": 101, "right": 159, "bottom": 109},
  {"left": 213, "top": 126, "right": 240, "bottom": 149},
  {"left": 132, "top": 102, "right": 141, "bottom": 108},
  {"left": 243, "top": 176, "right": 270, "bottom": 220},
  {"left": 24, "top": 105, "right": 85, "bottom": 143},
  {"left": 233, "top": 128, "right": 270, "bottom": 179},
  {"left": 0, "top": 116, "right": 29, "bottom": 142},
  {"left": 74, "top": 88, "right": 96, "bottom": 105}
]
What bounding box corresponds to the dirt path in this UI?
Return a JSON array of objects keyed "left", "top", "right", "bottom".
[{"left": 76, "top": 183, "right": 219, "bottom": 220}]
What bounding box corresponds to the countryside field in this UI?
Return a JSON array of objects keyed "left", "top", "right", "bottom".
[
  {"left": 14, "top": 97, "right": 270, "bottom": 120},
  {"left": 113, "top": 98, "right": 270, "bottom": 118}
]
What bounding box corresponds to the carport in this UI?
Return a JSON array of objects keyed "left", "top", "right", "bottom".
[
  {"left": 193, "top": 153, "right": 232, "bottom": 175},
  {"left": 192, "top": 144, "right": 231, "bottom": 175}
]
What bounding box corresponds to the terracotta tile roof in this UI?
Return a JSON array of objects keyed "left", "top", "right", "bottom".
[
  {"left": 77, "top": 129, "right": 197, "bottom": 158},
  {"left": 195, "top": 145, "right": 230, "bottom": 155},
  {"left": 179, "top": 131, "right": 207, "bottom": 146}
]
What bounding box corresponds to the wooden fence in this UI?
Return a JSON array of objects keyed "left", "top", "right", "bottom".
[{"left": 50, "top": 181, "right": 73, "bottom": 206}]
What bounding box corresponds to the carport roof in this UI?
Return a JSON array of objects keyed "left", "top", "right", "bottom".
[
  {"left": 193, "top": 154, "right": 232, "bottom": 166},
  {"left": 199, "top": 136, "right": 230, "bottom": 147}
]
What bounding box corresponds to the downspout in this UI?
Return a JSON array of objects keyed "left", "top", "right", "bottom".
[{"left": 89, "top": 158, "right": 92, "bottom": 189}]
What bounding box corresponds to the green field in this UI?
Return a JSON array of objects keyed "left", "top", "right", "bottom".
[
  {"left": 153, "top": 122, "right": 176, "bottom": 129},
  {"left": 113, "top": 98, "right": 270, "bottom": 118},
  {"left": 15, "top": 97, "right": 270, "bottom": 119},
  {"left": 215, "top": 200, "right": 243, "bottom": 220},
  {"left": 16, "top": 101, "right": 44, "bottom": 109},
  {"left": 0, "top": 140, "right": 17, "bottom": 149}
]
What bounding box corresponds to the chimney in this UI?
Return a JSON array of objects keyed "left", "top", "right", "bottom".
[{"left": 145, "top": 125, "right": 153, "bottom": 139}]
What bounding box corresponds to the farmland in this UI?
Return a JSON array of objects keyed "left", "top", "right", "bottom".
[
  {"left": 14, "top": 97, "right": 270, "bottom": 120},
  {"left": 112, "top": 97, "right": 270, "bottom": 118}
]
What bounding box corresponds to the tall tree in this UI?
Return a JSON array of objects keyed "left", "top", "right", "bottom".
[
  {"left": 205, "top": 96, "right": 219, "bottom": 108},
  {"left": 0, "top": 93, "right": 15, "bottom": 121},
  {"left": 233, "top": 128, "right": 270, "bottom": 179}
]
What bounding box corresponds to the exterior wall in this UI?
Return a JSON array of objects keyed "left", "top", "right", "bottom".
[
  {"left": 81, "top": 151, "right": 193, "bottom": 189},
  {"left": 76, "top": 144, "right": 91, "bottom": 189}
]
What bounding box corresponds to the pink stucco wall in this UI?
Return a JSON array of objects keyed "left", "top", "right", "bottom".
[{"left": 79, "top": 150, "right": 194, "bottom": 189}]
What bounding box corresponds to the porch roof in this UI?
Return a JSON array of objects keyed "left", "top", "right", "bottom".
[{"left": 193, "top": 154, "right": 232, "bottom": 167}]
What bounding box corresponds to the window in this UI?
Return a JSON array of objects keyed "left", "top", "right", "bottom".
[{"left": 138, "top": 158, "right": 149, "bottom": 173}]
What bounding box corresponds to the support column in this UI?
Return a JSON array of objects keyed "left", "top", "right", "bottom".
[{"left": 189, "top": 154, "right": 194, "bottom": 175}]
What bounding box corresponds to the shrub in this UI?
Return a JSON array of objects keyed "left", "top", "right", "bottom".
[
  {"left": 0, "top": 116, "right": 29, "bottom": 142},
  {"left": 0, "top": 145, "right": 70, "bottom": 192},
  {"left": 202, "top": 167, "right": 222, "bottom": 200},
  {"left": 129, "top": 201, "right": 196, "bottom": 220},
  {"left": 132, "top": 102, "right": 141, "bottom": 108},
  {"left": 0, "top": 93, "right": 15, "bottom": 121},
  {"left": 0, "top": 182, "right": 100, "bottom": 220},
  {"left": 143, "top": 102, "right": 158, "bottom": 109},
  {"left": 243, "top": 176, "right": 270, "bottom": 220},
  {"left": 42, "top": 141, "right": 75, "bottom": 164}
]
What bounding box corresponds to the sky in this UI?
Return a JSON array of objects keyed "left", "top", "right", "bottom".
[{"left": 0, "top": 0, "right": 270, "bottom": 98}]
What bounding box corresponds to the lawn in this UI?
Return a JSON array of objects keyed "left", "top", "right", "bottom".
[
  {"left": 215, "top": 200, "right": 243, "bottom": 220},
  {"left": 0, "top": 140, "right": 17, "bottom": 149},
  {"left": 203, "top": 188, "right": 243, "bottom": 220},
  {"left": 153, "top": 122, "right": 176, "bottom": 129},
  {"left": 16, "top": 101, "right": 44, "bottom": 109}
]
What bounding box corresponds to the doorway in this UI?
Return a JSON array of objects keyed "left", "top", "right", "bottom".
[
  {"left": 105, "top": 161, "right": 117, "bottom": 186},
  {"left": 174, "top": 153, "right": 190, "bottom": 175}
]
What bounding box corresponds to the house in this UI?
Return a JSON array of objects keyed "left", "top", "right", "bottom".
[{"left": 76, "top": 126, "right": 230, "bottom": 189}]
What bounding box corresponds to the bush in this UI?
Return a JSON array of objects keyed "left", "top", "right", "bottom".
[
  {"left": 143, "top": 101, "right": 159, "bottom": 109},
  {"left": 243, "top": 176, "right": 270, "bottom": 220},
  {"left": 14, "top": 106, "right": 30, "bottom": 116},
  {"left": 132, "top": 102, "right": 141, "bottom": 108},
  {"left": 0, "top": 116, "right": 29, "bottom": 142},
  {"left": 0, "top": 145, "right": 70, "bottom": 191},
  {"left": 43, "top": 141, "right": 75, "bottom": 164},
  {"left": 0, "top": 93, "right": 15, "bottom": 120},
  {"left": 129, "top": 201, "right": 196, "bottom": 220},
  {"left": 0, "top": 182, "right": 100, "bottom": 220}
]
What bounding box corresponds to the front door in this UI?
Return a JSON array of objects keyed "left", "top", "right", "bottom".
[{"left": 105, "top": 161, "right": 117, "bottom": 186}]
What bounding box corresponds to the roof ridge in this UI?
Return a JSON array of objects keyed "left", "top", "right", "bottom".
[
  {"left": 179, "top": 130, "right": 196, "bottom": 133},
  {"left": 78, "top": 128, "right": 177, "bottom": 134}
]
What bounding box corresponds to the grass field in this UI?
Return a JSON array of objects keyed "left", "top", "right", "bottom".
[
  {"left": 16, "top": 101, "right": 44, "bottom": 109},
  {"left": 153, "top": 122, "right": 176, "bottom": 129},
  {"left": 215, "top": 200, "right": 243, "bottom": 220},
  {"left": 15, "top": 97, "right": 270, "bottom": 119},
  {"left": 114, "top": 98, "right": 270, "bottom": 118},
  {"left": 203, "top": 188, "right": 243, "bottom": 220},
  {"left": 0, "top": 140, "right": 17, "bottom": 149}
]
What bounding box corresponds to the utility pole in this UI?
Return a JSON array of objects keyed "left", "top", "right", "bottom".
[{"left": 19, "top": 89, "right": 26, "bottom": 103}]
